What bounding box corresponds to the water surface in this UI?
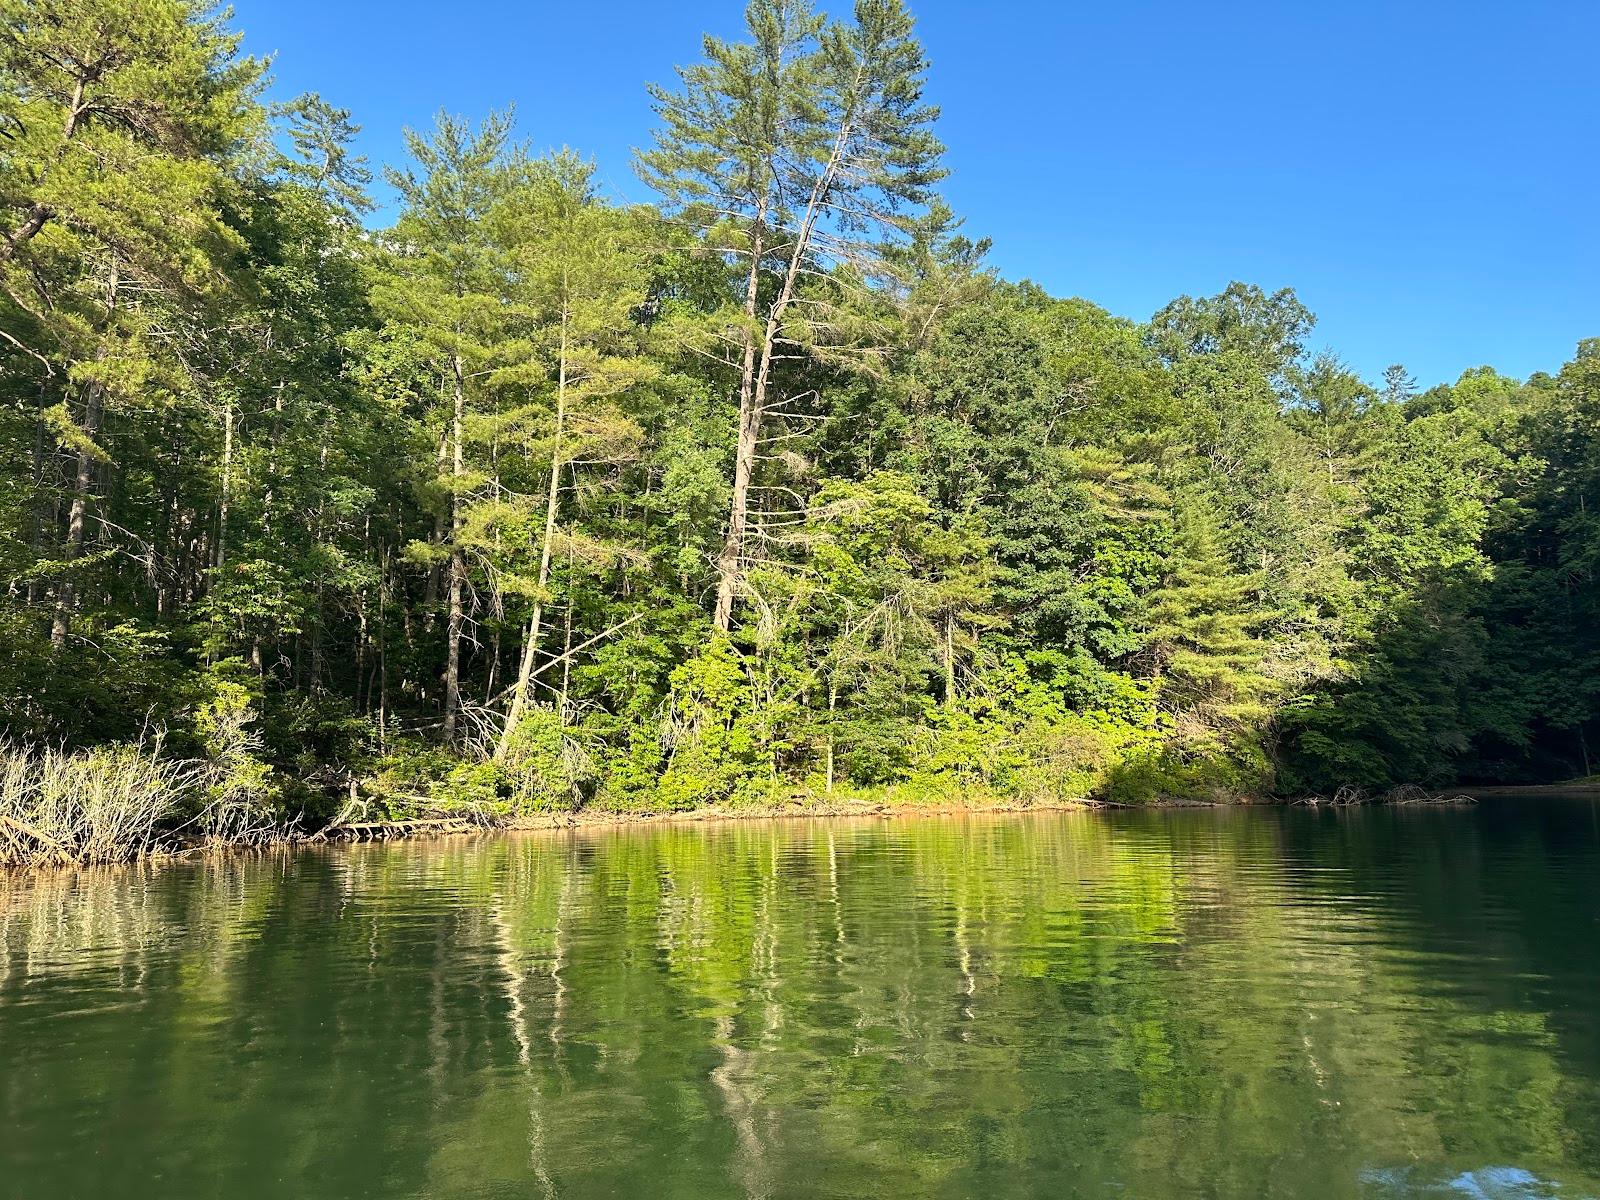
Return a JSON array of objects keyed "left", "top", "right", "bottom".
[{"left": 3, "top": 798, "right": 1599, "bottom": 1198}]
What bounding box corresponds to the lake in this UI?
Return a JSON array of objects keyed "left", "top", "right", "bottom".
[{"left": 2, "top": 798, "right": 1598, "bottom": 1198}]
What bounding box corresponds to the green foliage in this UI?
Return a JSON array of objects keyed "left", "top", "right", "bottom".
[
  {"left": 656, "top": 636, "right": 789, "bottom": 810},
  {"left": 192, "top": 666, "right": 283, "bottom": 839},
  {"left": 497, "top": 706, "right": 596, "bottom": 812},
  {"left": 0, "top": 0, "right": 1594, "bottom": 838}
]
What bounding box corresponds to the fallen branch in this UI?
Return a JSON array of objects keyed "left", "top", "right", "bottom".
[
  {"left": 491, "top": 611, "right": 646, "bottom": 703},
  {"left": 1, "top": 812, "right": 70, "bottom": 856}
]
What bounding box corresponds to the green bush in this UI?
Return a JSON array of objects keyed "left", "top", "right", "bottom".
[
  {"left": 655, "top": 637, "right": 783, "bottom": 809},
  {"left": 497, "top": 706, "right": 596, "bottom": 812},
  {"left": 192, "top": 668, "right": 285, "bottom": 841}
]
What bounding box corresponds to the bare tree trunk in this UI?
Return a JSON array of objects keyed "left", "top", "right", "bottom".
[
  {"left": 51, "top": 381, "right": 104, "bottom": 651},
  {"left": 497, "top": 300, "right": 569, "bottom": 760},
  {"left": 216, "top": 399, "right": 232, "bottom": 568},
  {"left": 378, "top": 553, "right": 390, "bottom": 752},
  {"left": 484, "top": 627, "right": 500, "bottom": 699},
  {"left": 825, "top": 679, "right": 838, "bottom": 794},
  {"left": 425, "top": 419, "right": 448, "bottom": 622},
  {"left": 712, "top": 385, "right": 762, "bottom": 632},
  {"left": 944, "top": 612, "right": 956, "bottom": 710},
  {"left": 713, "top": 120, "right": 851, "bottom": 630},
  {"left": 443, "top": 354, "right": 466, "bottom": 741},
  {"left": 557, "top": 581, "right": 575, "bottom": 718},
  {"left": 712, "top": 214, "right": 767, "bottom": 631},
  {"left": 26, "top": 388, "right": 47, "bottom": 608}
]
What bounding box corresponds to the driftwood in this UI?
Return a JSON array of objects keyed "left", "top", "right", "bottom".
[
  {"left": 319, "top": 816, "right": 488, "bottom": 843},
  {"left": 0, "top": 812, "right": 72, "bottom": 864},
  {"left": 1295, "top": 784, "right": 1476, "bottom": 808},
  {"left": 1, "top": 812, "right": 67, "bottom": 849}
]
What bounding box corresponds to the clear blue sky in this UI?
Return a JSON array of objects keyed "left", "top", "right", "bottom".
[{"left": 231, "top": 0, "right": 1599, "bottom": 388}]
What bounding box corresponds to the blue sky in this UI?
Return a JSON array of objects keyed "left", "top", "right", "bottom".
[{"left": 231, "top": 0, "right": 1599, "bottom": 387}]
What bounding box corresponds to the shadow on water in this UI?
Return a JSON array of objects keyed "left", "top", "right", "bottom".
[{"left": 1, "top": 798, "right": 1598, "bottom": 1199}]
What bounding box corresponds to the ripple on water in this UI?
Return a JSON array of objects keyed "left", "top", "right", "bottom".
[{"left": 0, "top": 800, "right": 1598, "bottom": 1199}]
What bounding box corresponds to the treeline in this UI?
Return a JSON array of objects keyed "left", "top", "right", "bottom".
[{"left": 1, "top": 0, "right": 1596, "bottom": 826}]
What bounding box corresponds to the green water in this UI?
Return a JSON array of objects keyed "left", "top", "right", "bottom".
[{"left": 2, "top": 800, "right": 1599, "bottom": 1199}]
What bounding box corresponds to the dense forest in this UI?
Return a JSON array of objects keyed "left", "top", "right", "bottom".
[{"left": 1, "top": 0, "right": 1596, "bottom": 844}]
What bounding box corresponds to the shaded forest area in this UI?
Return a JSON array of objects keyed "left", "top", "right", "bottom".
[{"left": 1, "top": 0, "right": 1596, "bottom": 838}]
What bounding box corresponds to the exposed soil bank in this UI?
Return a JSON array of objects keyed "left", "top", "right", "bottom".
[{"left": 332, "top": 791, "right": 1277, "bottom": 845}]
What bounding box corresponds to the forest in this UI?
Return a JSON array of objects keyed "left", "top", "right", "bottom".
[{"left": 1, "top": 0, "right": 1597, "bottom": 855}]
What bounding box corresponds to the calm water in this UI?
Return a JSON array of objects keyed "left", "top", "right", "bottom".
[{"left": 2, "top": 800, "right": 1599, "bottom": 1199}]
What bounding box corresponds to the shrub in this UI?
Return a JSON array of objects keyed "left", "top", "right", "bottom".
[
  {"left": 655, "top": 637, "right": 782, "bottom": 809},
  {"left": 0, "top": 739, "right": 202, "bottom": 866},
  {"left": 497, "top": 706, "right": 595, "bottom": 812},
  {"left": 192, "top": 674, "right": 285, "bottom": 843},
  {"left": 437, "top": 760, "right": 514, "bottom": 816}
]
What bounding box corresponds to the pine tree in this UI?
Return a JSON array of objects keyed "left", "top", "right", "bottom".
[
  {"left": 1141, "top": 503, "right": 1273, "bottom": 749},
  {"left": 637, "top": 0, "right": 945, "bottom": 632},
  {"left": 0, "top": 0, "right": 264, "bottom": 649},
  {"left": 487, "top": 155, "right": 657, "bottom": 758},
  {"left": 372, "top": 111, "right": 518, "bottom": 740}
]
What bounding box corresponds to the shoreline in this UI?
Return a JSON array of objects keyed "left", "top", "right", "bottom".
[
  {"left": 2, "top": 794, "right": 1204, "bottom": 872},
  {"left": 222, "top": 781, "right": 1600, "bottom": 850},
  {"left": 10, "top": 784, "right": 1596, "bottom": 873},
  {"left": 316, "top": 790, "right": 1275, "bottom": 849},
  {"left": 1459, "top": 783, "right": 1600, "bottom": 797},
  {"left": 320, "top": 795, "right": 1122, "bottom": 845},
  {"left": 504, "top": 796, "right": 1118, "bottom": 832}
]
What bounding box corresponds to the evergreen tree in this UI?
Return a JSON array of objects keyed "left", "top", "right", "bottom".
[
  {"left": 0, "top": 0, "right": 264, "bottom": 650},
  {"left": 371, "top": 110, "right": 518, "bottom": 741},
  {"left": 487, "top": 154, "right": 657, "bottom": 759},
  {"left": 638, "top": 0, "right": 945, "bottom": 632}
]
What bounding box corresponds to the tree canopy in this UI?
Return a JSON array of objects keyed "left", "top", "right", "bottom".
[{"left": 0, "top": 0, "right": 1594, "bottom": 826}]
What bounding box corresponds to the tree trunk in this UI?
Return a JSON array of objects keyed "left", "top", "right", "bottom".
[
  {"left": 484, "top": 627, "right": 500, "bottom": 699},
  {"left": 713, "top": 120, "right": 850, "bottom": 631},
  {"left": 825, "top": 679, "right": 838, "bottom": 794},
  {"left": 378, "top": 554, "right": 389, "bottom": 751},
  {"left": 712, "top": 384, "right": 762, "bottom": 631},
  {"left": 712, "top": 216, "right": 766, "bottom": 632},
  {"left": 557, "top": 582, "right": 575, "bottom": 719},
  {"left": 944, "top": 612, "right": 956, "bottom": 710},
  {"left": 443, "top": 354, "right": 466, "bottom": 741},
  {"left": 26, "top": 389, "right": 47, "bottom": 608},
  {"left": 425, "top": 415, "right": 448, "bottom": 622},
  {"left": 51, "top": 382, "right": 104, "bottom": 651},
  {"left": 216, "top": 399, "right": 232, "bottom": 569},
  {"left": 497, "top": 300, "right": 569, "bottom": 760},
  {"left": 0, "top": 204, "right": 53, "bottom": 266}
]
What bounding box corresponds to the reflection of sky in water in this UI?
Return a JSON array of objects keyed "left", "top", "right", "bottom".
[{"left": 1363, "top": 1165, "right": 1598, "bottom": 1198}]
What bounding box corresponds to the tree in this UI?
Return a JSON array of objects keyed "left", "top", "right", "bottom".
[
  {"left": 803, "top": 470, "right": 990, "bottom": 786},
  {"left": 196, "top": 93, "right": 381, "bottom": 695},
  {"left": 489, "top": 155, "right": 656, "bottom": 759},
  {"left": 0, "top": 0, "right": 263, "bottom": 649},
  {"left": 372, "top": 110, "right": 518, "bottom": 741},
  {"left": 638, "top": 0, "right": 945, "bottom": 631},
  {"left": 1149, "top": 282, "right": 1314, "bottom": 383}
]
